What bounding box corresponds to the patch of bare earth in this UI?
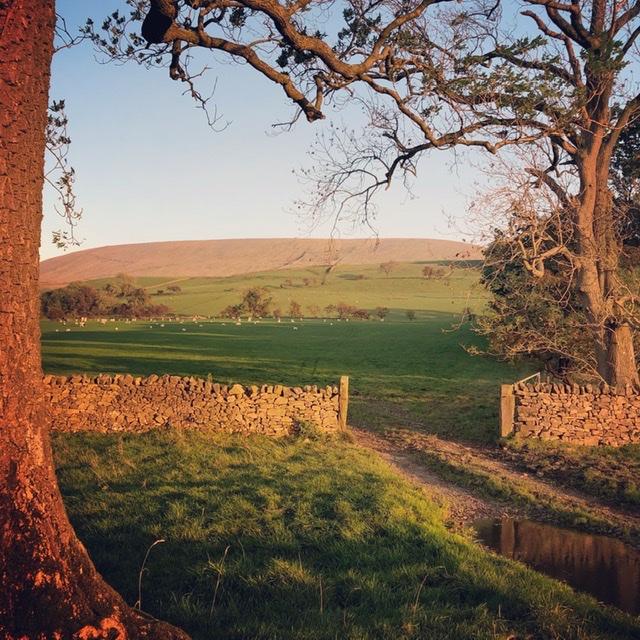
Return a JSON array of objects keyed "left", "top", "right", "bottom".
[{"left": 353, "top": 429, "right": 504, "bottom": 527}]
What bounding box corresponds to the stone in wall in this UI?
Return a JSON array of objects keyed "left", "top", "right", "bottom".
[{"left": 43, "top": 374, "right": 343, "bottom": 436}]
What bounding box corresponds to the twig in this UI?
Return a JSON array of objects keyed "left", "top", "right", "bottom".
[
  {"left": 209, "top": 545, "right": 231, "bottom": 618},
  {"left": 135, "top": 539, "right": 166, "bottom": 611},
  {"left": 412, "top": 574, "right": 428, "bottom": 614}
]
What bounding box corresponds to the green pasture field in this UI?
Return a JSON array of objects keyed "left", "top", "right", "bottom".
[
  {"left": 41, "top": 260, "right": 525, "bottom": 445},
  {"left": 82, "top": 262, "right": 487, "bottom": 319},
  {"left": 41, "top": 312, "right": 530, "bottom": 444},
  {"left": 53, "top": 430, "right": 639, "bottom": 640}
]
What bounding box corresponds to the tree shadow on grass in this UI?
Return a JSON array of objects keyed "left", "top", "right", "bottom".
[{"left": 54, "top": 431, "right": 639, "bottom": 640}]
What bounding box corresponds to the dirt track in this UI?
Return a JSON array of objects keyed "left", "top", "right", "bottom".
[{"left": 353, "top": 427, "right": 640, "bottom": 547}]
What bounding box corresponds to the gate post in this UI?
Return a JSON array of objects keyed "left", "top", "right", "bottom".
[
  {"left": 339, "top": 376, "right": 349, "bottom": 430},
  {"left": 500, "top": 384, "right": 515, "bottom": 437}
]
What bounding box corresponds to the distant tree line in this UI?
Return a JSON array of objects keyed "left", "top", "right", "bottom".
[
  {"left": 218, "top": 288, "right": 418, "bottom": 321},
  {"left": 41, "top": 276, "right": 171, "bottom": 319},
  {"left": 276, "top": 264, "right": 449, "bottom": 288},
  {"left": 325, "top": 303, "right": 370, "bottom": 320}
]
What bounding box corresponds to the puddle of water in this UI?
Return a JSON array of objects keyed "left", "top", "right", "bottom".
[{"left": 474, "top": 518, "right": 640, "bottom": 615}]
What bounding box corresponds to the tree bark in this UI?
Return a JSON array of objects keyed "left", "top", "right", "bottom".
[
  {"left": 0, "top": 3, "right": 189, "bottom": 638},
  {"left": 575, "top": 153, "right": 639, "bottom": 388},
  {"left": 607, "top": 323, "right": 639, "bottom": 388}
]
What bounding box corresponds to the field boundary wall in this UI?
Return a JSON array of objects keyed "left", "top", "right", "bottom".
[
  {"left": 44, "top": 374, "right": 349, "bottom": 436},
  {"left": 500, "top": 381, "right": 640, "bottom": 446}
]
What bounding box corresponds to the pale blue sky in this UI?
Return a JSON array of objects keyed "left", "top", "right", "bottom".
[{"left": 42, "top": 0, "right": 478, "bottom": 260}]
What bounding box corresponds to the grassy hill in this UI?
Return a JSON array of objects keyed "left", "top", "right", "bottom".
[
  {"left": 40, "top": 237, "right": 482, "bottom": 287},
  {"left": 78, "top": 261, "right": 486, "bottom": 319}
]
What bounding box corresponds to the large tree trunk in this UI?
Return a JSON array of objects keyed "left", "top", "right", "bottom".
[
  {"left": 607, "top": 323, "right": 639, "bottom": 388},
  {"left": 575, "top": 152, "right": 639, "bottom": 388},
  {"left": 0, "top": 3, "right": 189, "bottom": 638}
]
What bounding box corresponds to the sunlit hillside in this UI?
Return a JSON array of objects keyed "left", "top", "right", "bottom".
[
  {"left": 40, "top": 237, "right": 482, "bottom": 287},
  {"left": 76, "top": 261, "right": 486, "bottom": 319}
]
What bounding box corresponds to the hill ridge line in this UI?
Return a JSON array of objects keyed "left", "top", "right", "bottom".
[{"left": 40, "top": 237, "right": 482, "bottom": 287}]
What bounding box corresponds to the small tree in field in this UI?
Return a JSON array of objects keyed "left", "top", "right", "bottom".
[
  {"left": 379, "top": 261, "right": 397, "bottom": 277},
  {"left": 406, "top": 310, "right": 416, "bottom": 322},
  {"left": 375, "top": 306, "right": 390, "bottom": 321},
  {"left": 114, "top": 273, "right": 136, "bottom": 297},
  {"left": 336, "top": 301, "right": 355, "bottom": 319},
  {"left": 220, "top": 303, "right": 244, "bottom": 320},
  {"left": 241, "top": 287, "right": 272, "bottom": 317},
  {"left": 422, "top": 265, "right": 445, "bottom": 279},
  {"left": 289, "top": 300, "right": 303, "bottom": 319},
  {"left": 352, "top": 308, "right": 370, "bottom": 320},
  {"left": 307, "top": 304, "right": 321, "bottom": 317}
]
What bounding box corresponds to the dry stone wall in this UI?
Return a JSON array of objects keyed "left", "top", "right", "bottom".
[
  {"left": 44, "top": 374, "right": 345, "bottom": 436},
  {"left": 501, "top": 382, "right": 640, "bottom": 446}
]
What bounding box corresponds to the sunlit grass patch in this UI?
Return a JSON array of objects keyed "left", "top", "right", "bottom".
[{"left": 54, "top": 430, "right": 639, "bottom": 639}]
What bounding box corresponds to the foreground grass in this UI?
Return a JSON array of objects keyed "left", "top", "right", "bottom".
[{"left": 53, "top": 430, "right": 638, "bottom": 639}]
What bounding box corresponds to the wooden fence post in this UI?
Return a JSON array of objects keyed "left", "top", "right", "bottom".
[
  {"left": 339, "top": 376, "right": 349, "bottom": 430},
  {"left": 500, "top": 384, "right": 515, "bottom": 437}
]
